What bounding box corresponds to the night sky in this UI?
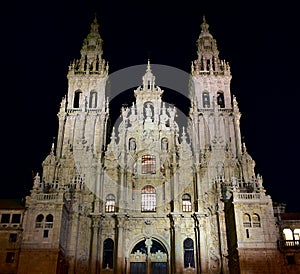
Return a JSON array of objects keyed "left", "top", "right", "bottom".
[{"left": 1, "top": 1, "right": 299, "bottom": 212}]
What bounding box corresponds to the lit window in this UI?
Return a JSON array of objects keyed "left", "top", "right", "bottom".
[
  {"left": 142, "top": 155, "right": 156, "bottom": 174},
  {"left": 105, "top": 194, "right": 116, "bottom": 213},
  {"left": 283, "top": 228, "right": 294, "bottom": 247},
  {"left": 294, "top": 229, "right": 300, "bottom": 245},
  {"left": 182, "top": 194, "right": 192, "bottom": 212},
  {"left": 283, "top": 228, "right": 293, "bottom": 240},
  {"left": 141, "top": 185, "right": 156, "bottom": 212}
]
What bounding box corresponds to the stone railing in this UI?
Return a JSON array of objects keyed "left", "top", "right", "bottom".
[
  {"left": 35, "top": 193, "right": 58, "bottom": 201},
  {"left": 234, "top": 193, "right": 261, "bottom": 201},
  {"left": 278, "top": 240, "right": 300, "bottom": 252}
]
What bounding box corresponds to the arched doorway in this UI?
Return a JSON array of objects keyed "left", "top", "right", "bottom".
[{"left": 129, "top": 238, "right": 168, "bottom": 274}]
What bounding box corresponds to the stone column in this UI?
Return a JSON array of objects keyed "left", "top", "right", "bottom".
[
  {"left": 115, "top": 215, "right": 125, "bottom": 273},
  {"left": 89, "top": 215, "right": 102, "bottom": 274},
  {"left": 145, "top": 238, "right": 153, "bottom": 274},
  {"left": 172, "top": 165, "right": 180, "bottom": 212},
  {"left": 217, "top": 201, "right": 230, "bottom": 274},
  {"left": 194, "top": 163, "right": 202, "bottom": 212},
  {"left": 192, "top": 213, "right": 202, "bottom": 274},
  {"left": 170, "top": 214, "right": 183, "bottom": 273}
]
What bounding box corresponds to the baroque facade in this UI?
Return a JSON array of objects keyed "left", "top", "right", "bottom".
[{"left": 1, "top": 16, "right": 300, "bottom": 274}]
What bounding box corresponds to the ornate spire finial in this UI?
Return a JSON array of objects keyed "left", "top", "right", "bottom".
[
  {"left": 147, "top": 59, "right": 151, "bottom": 71},
  {"left": 90, "top": 14, "right": 99, "bottom": 33},
  {"left": 50, "top": 137, "right": 55, "bottom": 154},
  {"left": 200, "top": 15, "right": 209, "bottom": 33},
  {"left": 142, "top": 60, "right": 155, "bottom": 90},
  {"left": 181, "top": 127, "right": 187, "bottom": 143},
  {"left": 242, "top": 142, "right": 247, "bottom": 153}
]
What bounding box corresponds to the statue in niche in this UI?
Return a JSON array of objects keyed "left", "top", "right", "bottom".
[
  {"left": 167, "top": 106, "right": 176, "bottom": 120},
  {"left": 121, "top": 106, "right": 130, "bottom": 120},
  {"left": 145, "top": 103, "right": 153, "bottom": 119},
  {"left": 216, "top": 162, "right": 224, "bottom": 177},
  {"left": 129, "top": 138, "right": 136, "bottom": 151},
  {"left": 161, "top": 138, "right": 168, "bottom": 151}
]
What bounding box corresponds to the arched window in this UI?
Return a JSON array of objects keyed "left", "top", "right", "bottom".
[
  {"left": 182, "top": 194, "right": 192, "bottom": 212},
  {"left": 283, "top": 228, "right": 300, "bottom": 247},
  {"left": 283, "top": 228, "right": 294, "bottom": 246},
  {"left": 243, "top": 213, "right": 251, "bottom": 227},
  {"left": 294, "top": 229, "right": 300, "bottom": 245},
  {"left": 73, "top": 90, "right": 82, "bottom": 108},
  {"left": 45, "top": 214, "right": 53, "bottom": 228},
  {"left": 141, "top": 155, "right": 156, "bottom": 174},
  {"left": 183, "top": 238, "right": 195, "bottom": 268},
  {"left": 202, "top": 91, "right": 210, "bottom": 108},
  {"left": 102, "top": 238, "right": 114, "bottom": 269},
  {"left": 105, "top": 194, "right": 116, "bottom": 213},
  {"left": 217, "top": 91, "right": 225, "bottom": 108},
  {"left": 89, "top": 90, "right": 97, "bottom": 108},
  {"left": 252, "top": 213, "right": 261, "bottom": 227},
  {"left": 141, "top": 185, "right": 156, "bottom": 212},
  {"left": 35, "top": 214, "right": 44, "bottom": 228},
  {"left": 283, "top": 228, "right": 293, "bottom": 240}
]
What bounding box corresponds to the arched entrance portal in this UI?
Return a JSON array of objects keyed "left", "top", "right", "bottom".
[{"left": 129, "top": 238, "right": 168, "bottom": 274}]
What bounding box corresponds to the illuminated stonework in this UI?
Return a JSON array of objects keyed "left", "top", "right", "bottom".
[{"left": 13, "top": 16, "right": 295, "bottom": 274}]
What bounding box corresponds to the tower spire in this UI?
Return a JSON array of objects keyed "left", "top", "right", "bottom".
[
  {"left": 68, "top": 16, "right": 107, "bottom": 75},
  {"left": 197, "top": 16, "right": 219, "bottom": 62},
  {"left": 192, "top": 16, "right": 230, "bottom": 75}
]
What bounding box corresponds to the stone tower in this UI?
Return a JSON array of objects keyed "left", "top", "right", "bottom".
[
  {"left": 18, "top": 16, "right": 282, "bottom": 274},
  {"left": 188, "top": 16, "right": 280, "bottom": 273}
]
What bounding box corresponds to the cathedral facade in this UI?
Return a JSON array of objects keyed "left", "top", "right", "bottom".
[{"left": 9, "top": 16, "right": 292, "bottom": 274}]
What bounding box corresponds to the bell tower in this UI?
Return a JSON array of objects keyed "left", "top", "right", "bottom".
[
  {"left": 189, "top": 16, "right": 241, "bottom": 162},
  {"left": 54, "top": 15, "right": 109, "bottom": 196},
  {"left": 188, "top": 16, "right": 279, "bottom": 273},
  {"left": 18, "top": 16, "right": 110, "bottom": 274}
]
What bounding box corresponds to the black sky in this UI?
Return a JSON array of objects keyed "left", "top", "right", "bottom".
[{"left": 1, "top": 1, "right": 299, "bottom": 212}]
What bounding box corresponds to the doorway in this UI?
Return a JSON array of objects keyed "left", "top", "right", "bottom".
[{"left": 129, "top": 239, "right": 168, "bottom": 274}]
